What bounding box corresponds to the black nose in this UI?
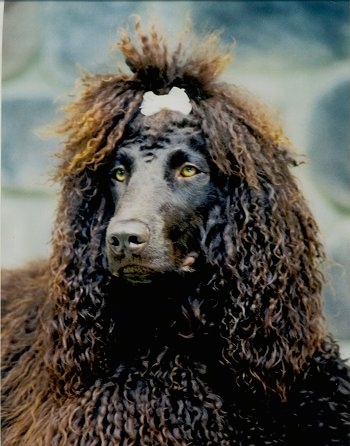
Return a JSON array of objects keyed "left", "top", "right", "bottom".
[{"left": 107, "top": 219, "right": 150, "bottom": 255}]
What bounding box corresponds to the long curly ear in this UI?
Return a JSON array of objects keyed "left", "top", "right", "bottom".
[
  {"left": 197, "top": 95, "right": 328, "bottom": 400},
  {"left": 223, "top": 179, "right": 327, "bottom": 399},
  {"left": 45, "top": 168, "right": 117, "bottom": 394}
]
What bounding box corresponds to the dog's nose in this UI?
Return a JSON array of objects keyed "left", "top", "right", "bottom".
[{"left": 107, "top": 219, "right": 150, "bottom": 255}]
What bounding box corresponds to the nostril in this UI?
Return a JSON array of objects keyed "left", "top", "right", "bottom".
[
  {"left": 129, "top": 235, "right": 144, "bottom": 247},
  {"left": 109, "top": 235, "right": 121, "bottom": 247}
]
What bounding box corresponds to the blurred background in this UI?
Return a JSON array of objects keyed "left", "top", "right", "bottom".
[{"left": 1, "top": 1, "right": 349, "bottom": 355}]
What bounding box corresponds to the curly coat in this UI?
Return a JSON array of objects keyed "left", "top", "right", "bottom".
[{"left": 2, "top": 21, "right": 350, "bottom": 445}]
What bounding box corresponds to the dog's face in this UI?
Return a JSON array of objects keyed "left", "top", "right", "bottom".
[{"left": 106, "top": 112, "right": 216, "bottom": 284}]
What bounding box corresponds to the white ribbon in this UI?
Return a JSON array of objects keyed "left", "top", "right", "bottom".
[{"left": 140, "top": 87, "right": 192, "bottom": 116}]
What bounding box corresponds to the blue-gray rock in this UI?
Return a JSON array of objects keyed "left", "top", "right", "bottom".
[
  {"left": 190, "top": 1, "right": 350, "bottom": 68},
  {"left": 323, "top": 223, "right": 350, "bottom": 340},
  {"left": 308, "top": 80, "right": 350, "bottom": 211},
  {"left": 2, "top": 96, "right": 59, "bottom": 191},
  {"left": 2, "top": 2, "right": 41, "bottom": 80},
  {"left": 39, "top": 2, "right": 141, "bottom": 87}
]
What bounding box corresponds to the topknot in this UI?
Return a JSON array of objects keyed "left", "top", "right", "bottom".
[{"left": 117, "top": 18, "right": 233, "bottom": 98}]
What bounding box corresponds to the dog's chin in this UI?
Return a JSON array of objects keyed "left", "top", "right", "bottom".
[{"left": 108, "top": 253, "right": 198, "bottom": 284}]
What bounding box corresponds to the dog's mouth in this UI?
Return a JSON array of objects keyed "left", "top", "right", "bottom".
[
  {"left": 118, "top": 265, "right": 159, "bottom": 284},
  {"left": 109, "top": 253, "right": 198, "bottom": 284}
]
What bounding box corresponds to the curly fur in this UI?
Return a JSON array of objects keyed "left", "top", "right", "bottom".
[{"left": 2, "top": 20, "right": 350, "bottom": 445}]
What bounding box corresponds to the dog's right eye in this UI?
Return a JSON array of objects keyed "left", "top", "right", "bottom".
[{"left": 114, "top": 167, "right": 127, "bottom": 182}]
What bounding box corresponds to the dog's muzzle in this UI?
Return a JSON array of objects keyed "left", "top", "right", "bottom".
[{"left": 106, "top": 218, "right": 198, "bottom": 282}]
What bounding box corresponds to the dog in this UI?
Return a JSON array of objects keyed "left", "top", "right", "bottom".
[{"left": 2, "top": 21, "right": 350, "bottom": 445}]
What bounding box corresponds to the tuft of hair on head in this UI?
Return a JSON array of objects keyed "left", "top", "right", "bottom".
[{"left": 115, "top": 15, "right": 234, "bottom": 98}]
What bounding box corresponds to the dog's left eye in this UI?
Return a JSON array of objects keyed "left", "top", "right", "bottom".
[
  {"left": 114, "top": 167, "right": 127, "bottom": 182},
  {"left": 180, "top": 164, "right": 199, "bottom": 178}
]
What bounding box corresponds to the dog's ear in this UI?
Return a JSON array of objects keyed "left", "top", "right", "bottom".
[
  {"left": 214, "top": 153, "right": 327, "bottom": 400},
  {"left": 45, "top": 172, "right": 116, "bottom": 394},
  {"left": 199, "top": 99, "right": 328, "bottom": 399}
]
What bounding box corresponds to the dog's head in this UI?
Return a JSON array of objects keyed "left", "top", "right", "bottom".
[{"left": 105, "top": 110, "right": 221, "bottom": 283}]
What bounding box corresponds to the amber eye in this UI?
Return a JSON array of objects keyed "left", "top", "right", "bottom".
[
  {"left": 115, "top": 167, "right": 127, "bottom": 182},
  {"left": 180, "top": 164, "right": 199, "bottom": 178}
]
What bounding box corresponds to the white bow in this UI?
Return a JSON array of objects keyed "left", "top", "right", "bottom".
[{"left": 140, "top": 87, "right": 192, "bottom": 116}]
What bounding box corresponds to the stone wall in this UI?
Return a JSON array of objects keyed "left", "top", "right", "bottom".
[{"left": 2, "top": 1, "right": 349, "bottom": 345}]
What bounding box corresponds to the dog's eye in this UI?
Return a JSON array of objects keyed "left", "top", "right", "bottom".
[
  {"left": 114, "top": 167, "right": 127, "bottom": 182},
  {"left": 180, "top": 164, "right": 199, "bottom": 178}
]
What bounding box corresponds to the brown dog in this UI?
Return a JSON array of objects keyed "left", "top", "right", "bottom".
[{"left": 2, "top": 21, "right": 350, "bottom": 445}]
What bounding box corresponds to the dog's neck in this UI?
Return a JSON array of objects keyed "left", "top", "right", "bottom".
[{"left": 104, "top": 271, "right": 220, "bottom": 364}]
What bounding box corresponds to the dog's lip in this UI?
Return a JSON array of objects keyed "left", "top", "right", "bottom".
[
  {"left": 109, "top": 252, "right": 198, "bottom": 281},
  {"left": 110, "top": 263, "right": 161, "bottom": 281},
  {"left": 121, "top": 264, "right": 157, "bottom": 275},
  {"left": 116, "top": 264, "right": 163, "bottom": 284}
]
